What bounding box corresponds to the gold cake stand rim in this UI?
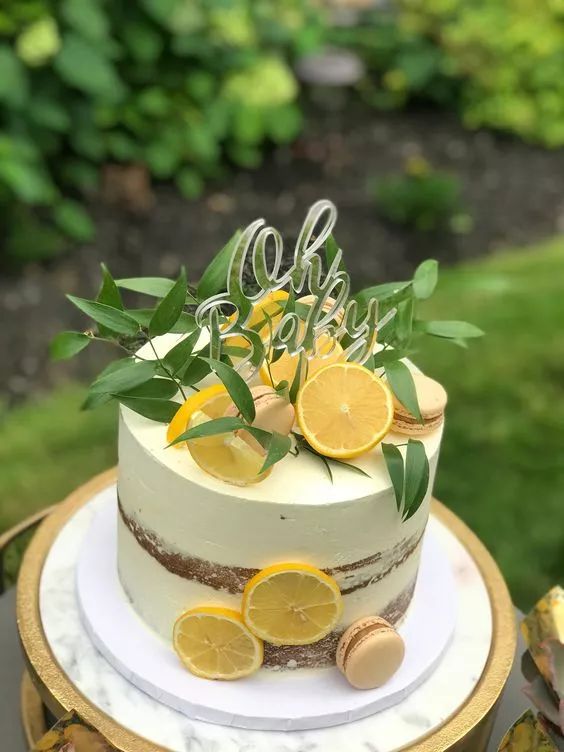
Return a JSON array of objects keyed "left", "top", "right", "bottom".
[{"left": 17, "top": 468, "right": 516, "bottom": 752}]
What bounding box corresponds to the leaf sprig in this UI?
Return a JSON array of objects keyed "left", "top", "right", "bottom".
[
  {"left": 382, "top": 439, "right": 430, "bottom": 520},
  {"left": 51, "top": 231, "right": 482, "bottom": 495}
]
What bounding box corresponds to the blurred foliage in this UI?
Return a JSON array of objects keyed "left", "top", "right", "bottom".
[
  {"left": 371, "top": 155, "right": 471, "bottom": 233},
  {"left": 334, "top": 0, "right": 564, "bottom": 147},
  {"left": 0, "top": 0, "right": 323, "bottom": 265}
]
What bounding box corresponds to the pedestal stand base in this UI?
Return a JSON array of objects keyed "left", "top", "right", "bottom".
[{"left": 17, "top": 470, "right": 516, "bottom": 752}]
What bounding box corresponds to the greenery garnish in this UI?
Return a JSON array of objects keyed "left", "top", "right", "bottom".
[
  {"left": 384, "top": 360, "right": 423, "bottom": 423},
  {"left": 293, "top": 433, "right": 371, "bottom": 482},
  {"left": 52, "top": 204, "right": 482, "bottom": 503},
  {"left": 382, "top": 440, "right": 430, "bottom": 520}
]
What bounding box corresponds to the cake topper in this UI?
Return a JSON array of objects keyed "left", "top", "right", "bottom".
[{"left": 196, "top": 199, "right": 395, "bottom": 378}]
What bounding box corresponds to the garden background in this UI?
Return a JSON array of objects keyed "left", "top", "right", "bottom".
[{"left": 1, "top": 0, "right": 563, "bottom": 608}]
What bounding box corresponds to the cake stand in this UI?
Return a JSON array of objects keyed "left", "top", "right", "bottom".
[{"left": 17, "top": 469, "right": 516, "bottom": 751}]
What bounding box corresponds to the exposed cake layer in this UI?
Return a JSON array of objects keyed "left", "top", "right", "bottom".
[
  {"left": 117, "top": 510, "right": 421, "bottom": 668},
  {"left": 116, "top": 334, "right": 443, "bottom": 669}
]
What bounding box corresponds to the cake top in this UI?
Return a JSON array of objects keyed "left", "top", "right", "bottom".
[{"left": 53, "top": 199, "right": 483, "bottom": 519}]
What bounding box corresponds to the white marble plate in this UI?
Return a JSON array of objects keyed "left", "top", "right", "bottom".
[
  {"left": 40, "top": 487, "right": 493, "bottom": 752},
  {"left": 76, "top": 496, "right": 456, "bottom": 731}
]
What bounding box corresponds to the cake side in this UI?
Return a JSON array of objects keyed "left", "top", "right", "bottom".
[{"left": 117, "top": 346, "right": 442, "bottom": 668}]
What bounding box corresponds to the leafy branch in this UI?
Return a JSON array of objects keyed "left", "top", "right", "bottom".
[
  {"left": 382, "top": 439, "right": 430, "bottom": 521},
  {"left": 355, "top": 257, "right": 484, "bottom": 421}
]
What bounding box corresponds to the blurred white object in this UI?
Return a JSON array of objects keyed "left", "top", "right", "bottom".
[{"left": 295, "top": 47, "right": 365, "bottom": 87}]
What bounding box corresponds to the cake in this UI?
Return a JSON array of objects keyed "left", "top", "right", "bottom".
[
  {"left": 58, "top": 198, "right": 481, "bottom": 686},
  {"left": 117, "top": 335, "right": 443, "bottom": 669}
]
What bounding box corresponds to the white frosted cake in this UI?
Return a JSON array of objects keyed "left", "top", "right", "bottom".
[
  {"left": 117, "top": 336, "right": 443, "bottom": 669},
  {"left": 60, "top": 198, "right": 479, "bottom": 690}
]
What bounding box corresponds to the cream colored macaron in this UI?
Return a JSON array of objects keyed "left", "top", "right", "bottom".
[
  {"left": 224, "top": 385, "right": 295, "bottom": 455},
  {"left": 392, "top": 372, "right": 447, "bottom": 436},
  {"left": 336, "top": 616, "right": 405, "bottom": 690}
]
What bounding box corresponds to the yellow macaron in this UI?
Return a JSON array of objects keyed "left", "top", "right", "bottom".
[
  {"left": 336, "top": 616, "right": 405, "bottom": 690},
  {"left": 392, "top": 372, "right": 447, "bottom": 436},
  {"left": 224, "top": 385, "right": 295, "bottom": 455}
]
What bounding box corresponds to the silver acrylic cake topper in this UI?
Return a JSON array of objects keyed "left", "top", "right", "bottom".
[{"left": 195, "top": 199, "right": 396, "bottom": 378}]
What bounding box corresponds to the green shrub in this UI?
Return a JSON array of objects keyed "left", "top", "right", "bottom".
[
  {"left": 372, "top": 156, "right": 471, "bottom": 233},
  {"left": 336, "top": 1, "right": 564, "bottom": 147},
  {"left": 0, "top": 0, "right": 323, "bottom": 264}
]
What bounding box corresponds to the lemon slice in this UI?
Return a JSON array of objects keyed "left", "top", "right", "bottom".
[
  {"left": 224, "top": 290, "right": 289, "bottom": 350},
  {"left": 167, "top": 384, "right": 228, "bottom": 447},
  {"left": 260, "top": 333, "right": 343, "bottom": 389},
  {"left": 173, "top": 606, "right": 263, "bottom": 680},
  {"left": 242, "top": 563, "right": 343, "bottom": 645},
  {"left": 186, "top": 393, "right": 270, "bottom": 486},
  {"left": 296, "top": 362, "right": 393, "bottom": 459}
]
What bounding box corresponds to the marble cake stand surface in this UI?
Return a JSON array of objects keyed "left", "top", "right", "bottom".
[{"left": 38, "top": 484, "right": 493, "bottom": 752}]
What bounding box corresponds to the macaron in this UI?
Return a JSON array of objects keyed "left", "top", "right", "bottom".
[
  {"left": 224, "top": 385, "right": 295, "bottom": 455},
  {"left": 392, "top": 372, "right": 447, "bottom": 436},
  {"left": 336, "top": 616, "right": 405, "bottom": 690}
]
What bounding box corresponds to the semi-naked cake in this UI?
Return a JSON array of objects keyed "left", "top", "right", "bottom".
[
  {"left": 117, "top": 337, "right": 443, "bottom": 669},
  {"left": 60, "top": 198, "right": 478, "bottom": 689}
]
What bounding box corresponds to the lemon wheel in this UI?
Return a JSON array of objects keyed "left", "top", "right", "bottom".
[
  {"left": 296, "top": 362, "right": 393, "bottom": 459},
  {"left": 173, "top": 606, "right": 263, "bottom": 680},
  {"left": 242, "top": 563, "right": 343, "bottom": 646}
]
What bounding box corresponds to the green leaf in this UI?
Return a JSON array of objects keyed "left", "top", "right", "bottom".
[
  {"left": 97, "top": 264, "right": 123, "bottom": 310},
  {"left": 289, "top": 352, "right": 304, "bottom": 404},
  {"left": 116, "top": 277, "right": 175, "bottom": 297},
  {"left": 325, "top": 234, "right": 345, "bottom": 272},
  {"left": 127, "top": 309, "right": 196, "bottom": 334},
  {"left": 118, "top": 396, "right": 179, "bottom": 423},
  {"left": 329, "top": 458, "right": 372, "bottom": 478},
  {"left": 168, "top": 416, "right": 246, "bottom": 447},
  {"left": 116, "top": 378, "right": 178, "bottom": 400},
  {"left": 372, "top": 348, "right": 410, "bottom": 367},
  {"left": 61, "top": 0, "right": 109, "bottom": 41},
  {"left": 354, "top": 281, "right": 411, "bottom": 306},
  {"left": 0, "top": 44, "right": 29, "bottom": 108},
  {"left": 391, "top": 296, "right": 414, "bottom": 349},
  {"left": 50, "top": 331, "right": 90, "bottom": 360},
  {"left": 163, "top": 330, "right": 200, "bottom": 375},
  {"left": 385, "top": 360, "right": 422, "bottom": 423},
  {"left": 54, "top": 199, "right": 97, "bottom": 242},
  {"left": 404, "top": 439, "right": 430, "bottom": 519},
  {"left": 67, "top": 296, "right": 140, "bottom": 335},
  {"left": 382, "top": 443, "right": 404, "bottom": 512},
  {"left": 82, "top": 358, "right": 134, "bottom": 409},
  {"left": 149, "top": 267, "right": 187, "bottom": 337},
  {"left": 96, "top": 263, "right": 123, "bottom": 337},
  {"left": 416, "top": 320, "right": 485, "bottom": 339},
  {"left": 90, "top": 360, "right": 156, "bottom": 394},
  {"left": 0, "top": 159, "right": 57, "bottom": 204},
  {"left": 123, "top": 21, "right": 163, "bottom": 63},
  {"left": 54, "top": 32, "right": 125, "bottom": 101},
  {"left": 197, "top": 230, "right": 240, "bottom": 300},
  {"left": 412, "top": 259, "right": 439, "bottom": 300},
  {"left": 204, "top": 357, "right": 255, "bottom": 423},
  {"left": 170, "top": 311, "right": 197, "bottom": 332},
  {"left": 29, "top": 97, "right": 70, "bottom": 132},
  {"left": 295, "top": 434, "right": 371, "bottom": 480},
  {"left": 260, "top": 432, "right": 292, "bottom": 474},
  {"left": 82, "top": 390, "right": 113, "bottom": 410},
  {"left": 181, "top": 355, "right": 212, "bottom": 386}
]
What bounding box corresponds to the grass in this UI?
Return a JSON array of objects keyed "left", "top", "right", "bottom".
[{"left": 1, "top": 238, "right": 563, "bottom": 608}]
